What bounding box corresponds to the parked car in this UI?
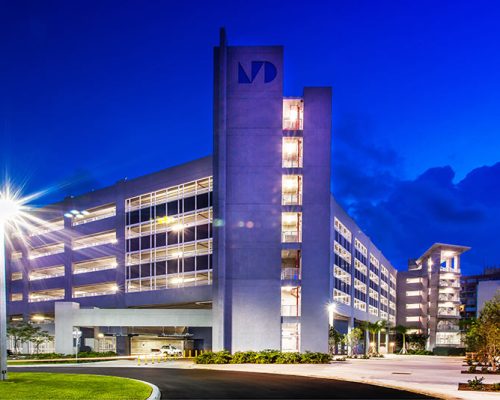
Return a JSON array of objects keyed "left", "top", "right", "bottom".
[{"left": 160, "top": 345, "right": 183, "bottom": 356}]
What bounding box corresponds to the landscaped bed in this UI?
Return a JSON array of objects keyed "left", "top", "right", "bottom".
[
  {"left": 458, "top": 383, "right": 500, "bottom": 392},
  {"left": 195, "top": 350, "right": 332, "bottom": 364},
  {"left": 0, "top": 372, "right": 152, "bottom": 400}
]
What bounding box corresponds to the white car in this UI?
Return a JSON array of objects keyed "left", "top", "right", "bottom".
[{"left": 160, "top": 345, "right": 183, "bottom": 356}]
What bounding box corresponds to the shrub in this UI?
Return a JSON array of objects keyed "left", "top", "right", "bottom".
[
  {"left": 275, "top": 352, "right": 302, "bottom": 364},
  {"left": 77, "top": 351, "right": 117, "bottom": 358},
  {"left": 433, "top": 347, "right": 466, "bottom": 356},
  {"left": 467, "top": 376, "right": 484, "bottom": 391},
  {"left": 334, "top": 356, "right": 346, "bottom": 361},
  {"left": 407, "top": 349, "right": 433, "bottom": 356},
  {"left": 195, "top": 351, "right": 232, "bottom": 364},
  {"left": 468, "top": 365, "right": 477, "bottom": 373},
  {"left": 195, "top": 350, "right": 331, "bottom": 364},
  {"left": 254, "top": 349, "right": 280, "bottom": 364},
  {"left": 230, "top": 351, "right": 258, "bottom": 364},
  {"left": 361, "top": 354, "right": 370, "bottom": 359},
  {"left": 29, "top": 352, "right": 65, "bottom": 359},
  {"left": 300, "top": 351, "right": 331, "bottom": 364}
]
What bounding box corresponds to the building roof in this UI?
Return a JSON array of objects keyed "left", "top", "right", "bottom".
[{"left": 416, "top": 242, "right": 471, "bottom": 264}]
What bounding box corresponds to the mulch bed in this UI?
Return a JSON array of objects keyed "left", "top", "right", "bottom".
[
  {"left": 458, "top": 383, "right": 499, "bottom": 392},
  {"left": 461, "top": 370, "right": 500, "bottom": 374}
]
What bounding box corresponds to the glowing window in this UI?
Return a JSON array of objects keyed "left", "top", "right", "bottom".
[
  {"left": 283, "top": 98, "right": 304, "bottom": 130},
  {"left": 282, "top": 137, "right": 303, "bottom": 168},
  {"left": 11, "top": 272, "right": 23, "bottom": 281},
  {"left": 282, "top": 175, "right": 302, "bottom": 205},
  {"left": 281, "top": 212, "right": 302, "bottom": 243}
]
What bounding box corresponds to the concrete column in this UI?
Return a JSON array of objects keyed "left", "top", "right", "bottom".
[
  {"left": 347, "top": 317, "right": 354, "bottom": 355},
  {"left": 365, "top": 328, "right": 370, "bottom": 354},
  {"left": 385, "top": 331, "right": 389, "bottom": 353},
  {"left": 116, "top": 336, "right": 130, "bottom": 356},
  {"left": 55, "top": 302, "right": 80, "bottom": 354},
  {"left": 377, "top": 331, "right": 381, "bottom": 354}
]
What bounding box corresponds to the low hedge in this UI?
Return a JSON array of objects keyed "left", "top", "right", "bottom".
[
  {"left": 9, "top": 351, "right": 117, "bottom": 360},
  {"left": 433, "top": 347, "right": 466, "bottom": 356},
  {"left": 407, "top": 349, "right": 433, "bottom": 355},
  {"left": 195, "top": 350, "right": 331, "bottom": 364}
]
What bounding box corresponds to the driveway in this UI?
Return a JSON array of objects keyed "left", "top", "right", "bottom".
[{"left": 12, "top": 366, "right": 432, "bottom": 399}]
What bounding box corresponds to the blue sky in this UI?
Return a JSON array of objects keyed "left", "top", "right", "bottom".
[{"left": 1, "top": 0, "right": 499, "bottom": 273}]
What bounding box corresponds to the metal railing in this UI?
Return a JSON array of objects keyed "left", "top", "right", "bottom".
[{"left": 281, "top": 267, "right": 301, "bottom": 280}]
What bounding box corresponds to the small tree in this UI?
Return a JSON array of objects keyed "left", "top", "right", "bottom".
[
  {"left": 407, "top": 333, "right": 428, "bottom": 350},
  {"left": 344, "top": 327, "right": 363, "bottom": 356},
  {"left": 395, "top": 325, "right": 408, "bottom": 354},
  {"left": 465, "top": 293, "right": 500, "bottom": 372},
  {"left": 31, "top": 330, "right": 53, "bottom": 354},
  {"left": 7, "top": 321, "right": 32, "bottom": 354},
  {"left": 7, "top": 321, "right": 52, "bottom": 354}
]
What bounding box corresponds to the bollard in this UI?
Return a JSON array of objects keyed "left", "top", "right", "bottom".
[
  {"left": 189, "top": 350, "right": 192, "bottom": 358},
  {"left": 137, "top": 356, "right": 141, "bottom": 366}
]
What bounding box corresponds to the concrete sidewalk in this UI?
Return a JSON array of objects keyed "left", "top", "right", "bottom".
[
  {"left": 11, "top": 355, "right": 498, "bottom": 400},
  {"left": 190, "top": 355, "right": 498, "bottom": 400}
]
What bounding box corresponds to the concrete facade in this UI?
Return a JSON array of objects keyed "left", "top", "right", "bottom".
[
  {"left": 6, "top": 31, "right": 398, "bottom": 355},
  {"left": 460, "top": 267, "right": 500, "bottom": 319},
  {"left": 397, "top": 243, "right": 470, "bottom": 350}
]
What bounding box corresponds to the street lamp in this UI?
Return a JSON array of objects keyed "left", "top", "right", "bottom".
[
  {"left": 0, "top": 189, "right": 22, "bottom": 381},
  {"left": 0, "top": 184, "right": 38, "bottom": 381},
  {"left": 73, "top": 328, "right": 82, "bottom": 363}
]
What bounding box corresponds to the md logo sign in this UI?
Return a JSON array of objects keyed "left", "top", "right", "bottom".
[{"left": 238, "top": 61, "right": 277, "bottom": 84}]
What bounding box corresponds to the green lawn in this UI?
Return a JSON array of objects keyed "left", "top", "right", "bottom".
[{"left": 0, "top": 372, "right": 152, "bottom": 400}]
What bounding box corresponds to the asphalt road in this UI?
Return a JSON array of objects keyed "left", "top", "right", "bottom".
[{"left": 13, "top": 366, "right": 435, "bottom": 399}]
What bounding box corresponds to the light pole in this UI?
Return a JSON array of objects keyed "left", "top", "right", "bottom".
[
  {"left": 73, "top": 328, "right": 82, "bottom": 363},
  {"left": 0, "top": 192, "right": 22, "bottom": 381}
]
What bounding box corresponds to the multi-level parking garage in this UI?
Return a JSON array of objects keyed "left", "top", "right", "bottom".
[{"left": 6, "top": 31, "right": 399, "bottom": 355}]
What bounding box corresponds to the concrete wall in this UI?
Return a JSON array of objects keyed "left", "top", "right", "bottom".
[
  {"left": 6, "top": 156, "right": 213, "bottom": 319},
  {"left": 54, "top": 302, "right": 212, "bottom": 354},
  {"left": 213, "top": 35, "right": 283, "bottom": 351},
  {"left": 300, "top": 88, "right": 332, "bottom": 352}
]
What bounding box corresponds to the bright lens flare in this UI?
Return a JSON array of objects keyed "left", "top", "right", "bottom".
[
  {"left": 0, "top": 185, "right": 28, "bottom": 224},
  {"left": 0, "top": 182, "right": 50, "bottom": 250},
  {"left": 0, "top": 198, "right": 20, "bottom": 223}
]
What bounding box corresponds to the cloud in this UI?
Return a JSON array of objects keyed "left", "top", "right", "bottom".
[{"left": 332, "top": 116, "right": 500, "bottom": 274}]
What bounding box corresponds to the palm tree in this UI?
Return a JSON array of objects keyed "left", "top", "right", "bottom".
[
  {"left": 359, "top": 321, "right": 379, "bottom": 354},
  {"left": 375, "top": 320, "right": 388, "bottom": 354},
  {"left": 358, "top": 321, "right": 371, "bottom": 355},
  {"left": 395, "top": 325, "right": 408, "bottom": 354}
]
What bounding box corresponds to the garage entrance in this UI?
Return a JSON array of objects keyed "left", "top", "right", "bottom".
[{"left": 130, "top": 335, "right": 193, "bottom": 355}]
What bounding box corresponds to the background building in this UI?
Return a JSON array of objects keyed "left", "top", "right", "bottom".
[
  {"left": 397, "top": 243, "right": 470, "bottom": 351},
  {"left": 6, "top": 30, "right": 396, "bottom": 355},
  {"left": 461, "top": 267, "right": 500, "bottom": 319}
]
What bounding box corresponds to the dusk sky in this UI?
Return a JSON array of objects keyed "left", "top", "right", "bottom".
[{"left": 1, "top": 0, "right": 499, "bottom": 274}]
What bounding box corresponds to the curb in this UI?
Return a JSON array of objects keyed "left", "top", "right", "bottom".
[{"left": 131, "top": 378, "right": 161, "bottom": 400}]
